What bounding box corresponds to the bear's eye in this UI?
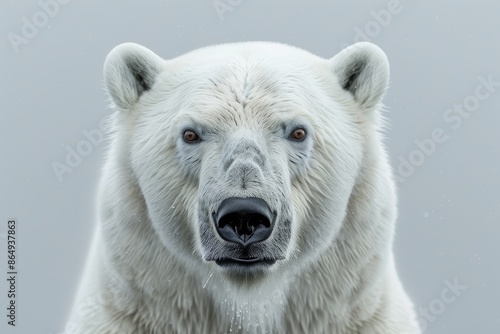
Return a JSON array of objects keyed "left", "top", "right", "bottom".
[
  {"left": 183, "top": 130, "right": 200, "bottom": 143},
  {"left": 289, "top": 128, "right": 307, "bottom": 141}
]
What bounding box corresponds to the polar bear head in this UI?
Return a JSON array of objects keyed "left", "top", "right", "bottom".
[{"left": 103, "top": 41, "right": 390, "bottom": 306}]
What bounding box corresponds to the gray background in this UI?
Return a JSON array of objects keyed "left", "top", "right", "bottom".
[{"left": 1, "top": 0, "right": 499, "bottom": 333}]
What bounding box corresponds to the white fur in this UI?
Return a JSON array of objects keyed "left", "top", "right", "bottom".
[{"left": 66, "top": 41, "right": 420, "bottom": 334}]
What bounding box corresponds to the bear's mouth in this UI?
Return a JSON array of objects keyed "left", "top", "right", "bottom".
[{"left": 215, "top": 257, "right": 277, "bottom": 267}]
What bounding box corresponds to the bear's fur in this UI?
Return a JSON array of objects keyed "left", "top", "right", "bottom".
[{"left": 66, "top": 41, "right": 420, "bottom": 334}]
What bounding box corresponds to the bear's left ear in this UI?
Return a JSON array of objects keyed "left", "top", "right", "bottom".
[
  {"left": 330, "top": 42, "right": 389, "bottom": 110},
  {"left": 103, "top": 43, "right": 164, "bottom": 110}
]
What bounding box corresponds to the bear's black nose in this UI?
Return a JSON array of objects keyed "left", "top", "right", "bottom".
[{"left": 214, "top": 197, "right": 275, "bottom": 247}]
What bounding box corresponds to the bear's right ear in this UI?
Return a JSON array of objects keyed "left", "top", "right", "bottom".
[
  {"left": 103, "top": 43, "right": 164, "bottom": 110},
  {"left": 330, "top": 42, "right": 390, "bottom": 110}
]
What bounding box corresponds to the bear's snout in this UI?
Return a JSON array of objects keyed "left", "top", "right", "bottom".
[{"left": 213, "top": 197, "right": 275, "bottom": 247}]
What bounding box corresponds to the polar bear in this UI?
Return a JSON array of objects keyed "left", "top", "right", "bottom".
[{"left": 66, "top": 41, "right": 420, "bottom": 334}]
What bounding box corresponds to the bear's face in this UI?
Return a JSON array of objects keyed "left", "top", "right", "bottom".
[{"left": 103, "top": 42, "right": 389, "bottom": 283}]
